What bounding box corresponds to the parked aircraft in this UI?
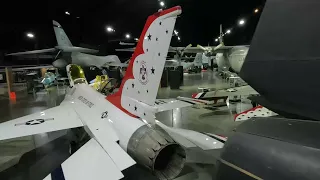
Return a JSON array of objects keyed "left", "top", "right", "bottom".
[
  {"left": 7, "top": 21, "right": 121, "bottom": 69},
  {"left": 0, "top": 7, "right": 225, "bottom": 180}
]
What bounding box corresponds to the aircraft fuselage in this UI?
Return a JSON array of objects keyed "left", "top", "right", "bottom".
[{"left": 216, "top": 46, "right": 249, "bottom": 73}]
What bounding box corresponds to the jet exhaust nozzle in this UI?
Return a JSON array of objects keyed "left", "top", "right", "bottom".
[{"left": 127, "top": 125, "right": 186, "bottom": 179}]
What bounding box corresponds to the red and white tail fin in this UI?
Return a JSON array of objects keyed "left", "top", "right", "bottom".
[
  {"left": 234, "top": 105, "right": 276, "bottom": 121},
  {"left": 107, "top": 7, "right": 182, "bottom": 117}
]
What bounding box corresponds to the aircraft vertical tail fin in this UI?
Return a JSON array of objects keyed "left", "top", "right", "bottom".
[
  {"left": 53, "top": 20, "right": 73, "bottom": 47},
  {"left": 193, "top": 53, "right": 203, "bottom": 66},
  {"left": 219, "top": 24, "right": 224, "bottom": 45},
  {"left": 107, "top": 7, "right": 182, "bottom": 118}
]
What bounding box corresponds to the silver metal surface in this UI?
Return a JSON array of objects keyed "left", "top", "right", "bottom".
[{"left": 128, "top": 125, "right": 186, "bottom": 180}]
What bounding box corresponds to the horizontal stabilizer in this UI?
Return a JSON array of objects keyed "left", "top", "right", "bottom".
[
  {"left": 155, "top": 98, "right": 193, "bottom": 112},
  {"left": 156, "top": 121, "right": 224, "bottom": 150},
  {"left": 44, "top": 139, "right": 125, "bottom": 180},
  {"left": 177, "top": 96, "right": 215, "bottom": 105}
]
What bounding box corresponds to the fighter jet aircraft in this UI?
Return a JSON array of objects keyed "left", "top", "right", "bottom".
[
  {"left": 0, "top": 7, "right": 225, "bottom": 180},
  {"left": 7, "top": 21, "right": 122, "bottom": 69}
]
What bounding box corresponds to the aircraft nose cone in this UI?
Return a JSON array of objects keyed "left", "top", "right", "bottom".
[{"left": 53, "top": 59, "right": 68, "bottom": 69}]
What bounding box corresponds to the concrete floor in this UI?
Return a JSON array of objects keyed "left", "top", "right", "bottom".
[{"left": 0, "top": 71, "right": 241, "bottom": 180}]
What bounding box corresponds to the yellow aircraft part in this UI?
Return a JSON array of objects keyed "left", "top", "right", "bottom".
[
  {"left": 69, "top": 64, "right": 86, "bottom": 81},
  {"left": 91, "top": 75, "right": 111, "bottom": 91}
]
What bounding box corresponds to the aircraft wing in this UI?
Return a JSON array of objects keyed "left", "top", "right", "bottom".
[
  {"left": 116, "top": 47, "right": 183, "bottom": 53},
  {"left": 192, "top": 85, "right": 258, "bottom": 99},
  {"left": 115, "top": 47, "right": 136, "bottom": 52},
  {"left": 6, "top": 48, "right": 57, "bottom": 56},
  {"left": 55, "top": 46, "right": 99, "bottom": 54},
  {"left": 43, "top": 138, "right": 126, "bottom": 180},
  {"left": 0, "top": 104, "right": 83, "bottom": 141},
  {"left": 220, "top": 45, "right": 250, "bottom": 49},
  {"left": 183, "top": 46, "right": 206, "bottom": 53},
  {"left": 107, "top": 62, "right": 129, "bottom": 68},
  {"left": 208, "top": 45, "right": 250, "bottom": 53},
  {"left": 154, "top": 99, "right": 193, "bottom": 112},
  {"left": 0, "top": 103, "right": 136, "bottom": 179}
]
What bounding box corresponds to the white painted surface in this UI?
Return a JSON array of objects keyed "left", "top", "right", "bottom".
[
  {"left": 0, "top": 105, "right": 83, "bottom": 141},
  {"left": 43, "top": 174, "right": 52, "bottom": 180},
  {"left": 202, "top": 85, "right": 258, "bottom": 98},
  {"left": 235, "top": 106, "right": 276, "bottom": 121},
  {"left": 155, "top": 98, "right": 193, "bottom": 112},
  {"left": 157, "top": 121, "right": 224, "bottom": 150},
  {"left": 70, "top": 87, "right": 136, "bottom": 171},
  {"left": 73, "top": 84, "right": 144, "bottom": 150},
  {"left": 121, "top": 9, "right": 180, "bottom": 109},
  {"left": 62, "top": 139, "right": 124, "bottom": 180}
]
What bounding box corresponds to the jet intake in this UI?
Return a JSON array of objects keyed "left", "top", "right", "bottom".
[{"left": 127, "top": 125, "right": 186, "bottom": 179}]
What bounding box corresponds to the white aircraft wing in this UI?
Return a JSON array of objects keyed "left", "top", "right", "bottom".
[
  {"left": 6, "top": 48, "right": 57, "bottom": 56},
  {"left": 193, "top": 85, "right": 258, "bottom": 99},
  {"left": 0, "top": 105, "right": 83, "bottom": 141},
  {"left": 43, "top": 139, "right": 125, "bottom": 180},
  {"left": 154, "top": 99, "right": 193, "bottom": 112}
]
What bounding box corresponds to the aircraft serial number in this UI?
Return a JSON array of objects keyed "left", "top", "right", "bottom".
[{"left": 78, "top": 96, "right": 94, "bottom": 108}]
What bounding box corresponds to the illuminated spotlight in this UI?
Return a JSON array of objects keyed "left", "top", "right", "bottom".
[
  {"left": 239, "top": 19, "right": 245, "bottom": 26},
  {"left": 215, "top": 38, "right": 218, "bottom": 42},
  {"left": 134, "top": 38, "right": 139, "bottom": 41},
  {"left": 65, "top": 11, "right": 70, "bottom": 15},
  {"left": 125, "top": 34, "right": 131, "bottom": 39},
  {"left": 254, "top": 8, "right": 259, "bottom": 13},
  {"left": 226, "top": 29, "right": 231, "bottom": 34},
  {"left": 160, "top": 1, "right": 165, "bottom": 7},
  {"left": 177, "top": 36, "right": 181, "bottom": 41},
  {"left": 106, "top": 26, "right": 115, "bottom": 32},
  {"left": 174, "top": 30, "right": 178, "bottom": 35},
  {"left": 26, "top": 33, "right": 34, "bottom": 38}
]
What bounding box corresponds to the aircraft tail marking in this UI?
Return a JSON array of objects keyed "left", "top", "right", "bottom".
[{"left": 107, "top": 7, "right": 182, "bottom": 118}]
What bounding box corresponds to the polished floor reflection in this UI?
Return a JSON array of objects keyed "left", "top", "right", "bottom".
[{"left": 0, "top": 71, "right": 241, "bottom": 180}]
